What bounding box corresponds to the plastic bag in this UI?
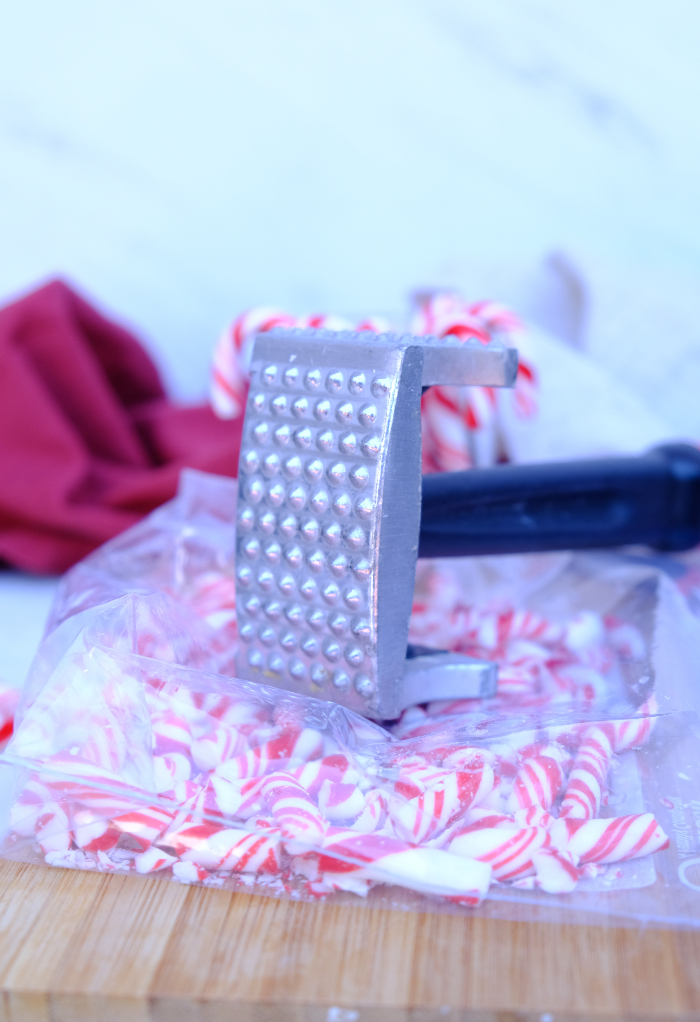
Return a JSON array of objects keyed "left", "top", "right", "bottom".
[{"left": 4, "top": 469, "right": 700, "bottom": 927}]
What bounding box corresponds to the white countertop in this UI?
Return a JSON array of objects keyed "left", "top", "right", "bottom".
[{"left": 0, "top": 573, "right": 59, "bottom": 690}]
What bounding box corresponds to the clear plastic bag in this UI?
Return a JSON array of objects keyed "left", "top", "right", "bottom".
[{"left": 4, "top": 469, "right": 700, "bottom": 927}]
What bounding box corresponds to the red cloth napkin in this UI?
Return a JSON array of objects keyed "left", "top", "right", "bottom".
[{"left": 0, "top": 280, "right": 242, "bottom": 574}]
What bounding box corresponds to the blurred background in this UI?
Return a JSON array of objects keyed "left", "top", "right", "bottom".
[
  {"left": 2, "top": 0, "right": 700, "bottom": 683},
  {"left": 2, "top": 0, "right": 700, "bottom": 405}
]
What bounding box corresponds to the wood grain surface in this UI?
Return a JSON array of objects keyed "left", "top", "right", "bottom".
[{"left": 0, "top": 859, "right": 699, "bottom": 1022}]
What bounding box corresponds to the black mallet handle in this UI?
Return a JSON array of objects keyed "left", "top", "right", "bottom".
[{"left": 419, "top": 443, "right": 700, "bottom": 557}]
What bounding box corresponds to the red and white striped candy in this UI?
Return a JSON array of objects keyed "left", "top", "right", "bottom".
[
  {"left": 0, "top": 685, "right": 19, "bottom": 743},
  {"left": 391, "top": 766, "right": 494, "bottom": 843},
  {"left": 449, "top": 826, "right": 550, "bottom": 881},
  {"left": 506, "top": 744, "right": 571, "bottom": 813},
  {"left": 608, "top": 695, "right": 658, "bottom": 753},
  {"left": 111, "top": 803, "right": 177, "bottom": 851},
  {"left": 152, "top": 714, "right": 193, "bottom": 758},
  {"left": 292, "top": 754, "right": 359, "bottom": 799},
  {"left": 80, "top": 719, "right": 127, "bottom": 773},
  {"left": 459, "top": 806, "right": 519, "bottom": 832},
  {"left": 261, "top": 771, "right": 327, "bottom": 847},
  {"left": 355, "top": 316, "right": 394, "bottom": 333},
  {"left": 351, "top": 791, "right": 388, "bottom": 833},
  {"left": 134, "top": 847, "right": 177, "bottom": 873},
  {"left": 187, "top": 572, "right": 237, "bottom": 630},
  {"left": 73, "top": 809, "right": 120, "bottom": 853},
  {"left": 38, "top": 756, "right": 138, "bottom": 795},
  {"left": 532, "top": 847, "right": 580, "bottom": 893},
  {"left": 410, "top": 293, "right": 535, "bottom": 471},
  {"left": 159, "top": 820, "right": 223, "bottom": 861},
  {"left": 495, "top": 663, "right": 539, "bottom": 698},
  {"left": 502, "top": 609, "right": 564, "bottom": 646},
  {"left": 216, "top": 728, "right": 324, "bottom": 782},
  {"left": 175, "top": 824, "right": 281, "bottom": 874},
  {"left": 172, "top": 860, "right": 210, "bottom": 883},
  {"left": 245, "top": 814, "right": 278, "bottom": 832},
  {"left": 319, "top": 828, "right": 491, "bottom": 903},
  {"left": 291, "top": 851, "right": 322, "bottom": 883},
  {"left": 317, "top": 780, "right": 365, "bottom": 822},
  {"left": 549, "top": 664, "right": 607, "bottom": 704},
  {"left": 210, "top": 308, "right": 387, "bottom": 422},
  {"left": 153, "top": 753, "right": 192, "bottom": 793},
  {"left": 420, "top": 387, "right": 479, "bottom": 472},
  {"left": 191, "top": 727, "right": 246, "bottom": 773},
  {"left": 412, "top": 292, "right": 489, "bottom": 343},
  {"left": 161, "top": 779, "right": 202, "bottom": 806},
  {"left": 391, "top": 758, "right": 452, "bottom": 800},
  {"left": 36, "top": 802, "right": 71, "bottom": 855},
  {"left": 513, "top": 805, "right": 555, "bottom": 830},
  {"left": 317, "top": 871, "right": 373, "bottom": 897},
  {"left": 215, "top": 698, "right": 271, "bottom": 732},
  {"left": 210, "top": 307, "right": 296, "bottom": 419},
  {"left": 559, "top": 726, "right": 614, "bottom": 820},
  {"left": 552, "top": 813, "right": 670, "bottom": 865},
  {"left": 193, "top": 774, "right": 265, "bottom": 822},
  {"left": 9, "top": 776, "right": 53, "bottom": 837},
  {"left": 298, "top": 313, "right": 355, "bottom": 332},
  {"left": 210, "top": 829, "right": 281, "bottom": 874},
  {"left": 210, "top": 294, "right": 535, "bottom": 477},
  {"left": 290, "top": 851, "right": 374, "bottom": 897}
]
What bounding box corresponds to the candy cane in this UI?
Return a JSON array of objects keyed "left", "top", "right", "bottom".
[
  {"left": 502, "top": 609, "right": 565, "bottom": 646},
  {"left": 391, "top": 758, "right": 453, "bottom": 800},
  {"left": 292, "top": 753, "right": 360, "bottom": 799},
  {"left": 411, "top": 292, "right": 536, "bottom": 468},
  {"left": 559, "top": 726, "right": 614, "bottom": 820},
  {"left": 36, "top": 802, "right": 72, "bottom": 855},
  {"left": 111, "top": 803, "right": 177, "bottom": 851},
  {"left": 551, "top": 813, "right": 669, "bottom": 865},
  {"left": 173, "top": 860, "right": 210, "bottom": 883},
  {"left": 153, "top": 753, "right": 192, "bottom": 793},
  {"left": 319, "top": 828, "right": 492, "bottom": 904},
  {"left": 0, "top": 685, "right": 19, "bottom": 743},
  {"left": 163, "top": 819, "right": 282, "bottom": 874},
  {"left": 460, "top": 806, "right": 519, "bottom": 831},
  {"left": 191, "top": 726, "right": 246, "bottom": 773},
  {"left": 261, "top": 771, "right": 327, "bottom": 848},
  {"left": 9, "top": 571, "right": 673, "bottom": 905},
  {"left": 210, "top": 308, "right": 296, "bottom": 419},
  {"left": 514, "top": 805, "right": 555, "bottom": 830},
  {"left": 209, "top": 293, "right": 537, "bottom": 477},
  {"left": 449, "top": 826, "right": 550, "bottom": 881},
  {"left": 187, "top": 572, "right": 237, "bottom": 629},
  {"left": 317, "top": 780, "right": 365, "bottom": 822},
  {"left": 192, "top": 774, "right": 266, "bottom": 822},
  {"left": 531, "top": 847, "right": 580, "bottom": 893},
  {"left": 391, "top": 766, "right": 495, "bottom": 843},
  {"left": 506, "top": 744, "right": 572, "bottom": 813},
  {"left": 211, "top": 309, "right": 385, "bottom": 421},
  {"left": 216, "top": 728, "right": 324, "bottom": 781},
  {"left": 134, "top": 847, "right": 177, "bottom": 873},
  {"left": 152, "top": 713, "right": 193, "bottom": 758},
  {"left": 73, "top": 809, "right": 120, "bottom": 853},
  {"left": 9, "top": 776, "right": 54, "bottom": 837},
  {"left": 350, "top": 790, "right": 388, "bottom": 833},
  {"left": 609, "top": 695, "right": 658, "bottom": 753}
]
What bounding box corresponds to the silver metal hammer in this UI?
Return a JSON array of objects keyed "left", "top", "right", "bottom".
[{"left": 234, "top": 328, "right": 518, "bottom": 718}]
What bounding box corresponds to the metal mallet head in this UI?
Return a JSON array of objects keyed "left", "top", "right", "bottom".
[{"left": 234, "top": 328, "right": 518, "bottom": 718}]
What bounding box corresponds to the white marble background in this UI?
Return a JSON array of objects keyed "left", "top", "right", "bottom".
[{"left": 1, "top": 0, "right": 700, "bottom": 686}]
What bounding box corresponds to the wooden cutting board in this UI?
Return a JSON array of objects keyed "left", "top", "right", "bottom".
[{"left": 1, "top": 858, "right": 699, "bottom": 1022}]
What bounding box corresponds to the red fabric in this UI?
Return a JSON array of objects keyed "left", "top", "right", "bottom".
[{"left": 0, "top": 279, "right": 242, "bottom": 574}]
